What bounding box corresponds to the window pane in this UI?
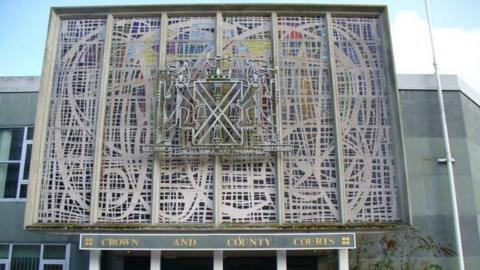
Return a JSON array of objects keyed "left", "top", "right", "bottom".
[
  {"left": 0, "top": 263, "right": 6, "bottom": 270},
  {"left": 43, "top": 245, "right": 65, "bottom": 260},
  {"left": 20, "top": 184, "right": 28, "bottom": 199},
  {"left": 0, "top": 244, "right": 9, "bottom": 259},
  {"left": 0, "top": 163, "right": 20, "bottom": 198},
  {"left": 27, "top": 128, "right": 34, "bottom": 140},
  {"left": 11, "top": 245, "right": 40, "bottom": 270},
  {"left": 43, "top": 264, "right": 63, "bottom": 270},
  {"left": 23, "top": 144, "right": 32, "bottom": 180},
  {"left": 0, "top": 128, "right": 24, "bottom": 161}
]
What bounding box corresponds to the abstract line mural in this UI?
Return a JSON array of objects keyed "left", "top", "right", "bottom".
[
  {"left": 332, "top": 17, "right": 398, "bottom": 221},
  {"left": 98, "top": 17, "right": 161, "bottom": 223},
  {"left": 278, "top": 16, "right": 339, "bottom": 223},
  {"left": 39, "top": 19, "right": 106, "bottom": 223},
  {"left": 35, "top": 13, "right": 400, "bottom": 226},
  {"left": 158, "top": 17, "right": 216, "bottom": 223},
  {"left": 221, "top": 16, "right": 277, "bottom": 223}
]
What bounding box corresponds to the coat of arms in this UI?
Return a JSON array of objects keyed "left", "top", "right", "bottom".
[{"left": 149, "top": 56, "right": 290, "bottom": 155}]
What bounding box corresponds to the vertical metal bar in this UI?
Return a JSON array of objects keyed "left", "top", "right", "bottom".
[
  {"left": 377, "top": 10, "right": 412, "bottom": 224},
  {"left": 16, "top": 127, "right": 28, "bottom": 199},
  {"left": 276, "top": 250, "right": 287, "bottom": 270},
  {"left": 150, "top": 250, "right": 161, "bottom": 270},
  {"left": 152, "top": 12, "right": 169, "bottom": 225},
  {"left": 214, "top": 11, "right": 223, "bottom": 227},
  {"left": 39, "top": 244, "right": 45, "bottom": 270},
  {"left": 25, "top": 10, "right": 60, "bottom": 226},
  {"left": 338, "top": 249, "right": 349, "bottom": 270},
  {"left": 89, "top": 14, "right": 114, "bottom": 224},
  {"left": 425, "top": 1, "right": 465, "bottom": 269},
  {"left": 6, "top": 244, "right": 12, "bottom": 270},
  {"left": 214, "top": 250, "right": 223, "bottom": 270},
  {"left": 216, "top": 12, "right": 223, "bottom": 57},
  {"left": 271, "top": 12, "right": 285, "bottom": 224},
  {"left": 326, "top": 13, "right": 347, "bottom": 223},
  {"left": 214, "top": 155, "right": 222, "bottom": 226},
  {"left": 88, "top": 250, "right": 101, "bottom": 270},
  {"left": 65, "top": 244, "right": 71, "bottom": 270}
]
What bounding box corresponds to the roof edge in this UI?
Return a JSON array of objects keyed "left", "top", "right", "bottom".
[
  {"left": 50, "top": 3, "right": 387, "bottom": 16},
  {"left": 397, "top": 74, "right": 480, "bottom": 107}
]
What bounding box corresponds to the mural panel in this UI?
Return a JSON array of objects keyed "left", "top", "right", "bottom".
[
  {"left": 332, "top": 17, "right": 398, "bottom": 221},
  {"left": 39, "top": 19, "right": 106, "bottom": 223},
  {"left": 35, "top": 12, "right": 400, "bottom": 226},
  {"left": 97, "top": 17, "right": 160, "bottom": 223},
  {"left": 278, "top": 16, "right": 339, "bottom": 222},
  {"left": 158, "top": 17, "right": 216, "bottom": 223},
  {"left": 221, "top": 16, "right": 277, "bottom": 223}
]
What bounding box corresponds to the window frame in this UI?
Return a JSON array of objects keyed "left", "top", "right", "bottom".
[
  {"left": 0, "top": 126, "right": 33, "bottom": 201},
  {"left": 0, "top": 243, "right": 70, "bottom": 270}
]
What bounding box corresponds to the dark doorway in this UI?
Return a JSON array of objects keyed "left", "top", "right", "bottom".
[
  {"left": 124, "top": 255, "right": 149, "bottom": 269},
  {"left": 287, "top": 250, "right": 338, "bottom": 270},
  {"left": 162, "top": 257, "right": 212, "bottom": 270},
  {"left": 101, "top": 251, "right": 150, "bottom": 270},
  {"left": 224, "top": 256, "right": 276, "bottom": 270}
]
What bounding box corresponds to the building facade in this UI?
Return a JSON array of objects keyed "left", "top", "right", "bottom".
[{"left": 0, "top": 3, "right": 477, "bottom": 270}]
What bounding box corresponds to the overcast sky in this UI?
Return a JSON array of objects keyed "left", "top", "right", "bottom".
[{"left": 0, "top": 0, "right": 479, "bottom": 91}]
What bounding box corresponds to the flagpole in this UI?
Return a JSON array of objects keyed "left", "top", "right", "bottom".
[{"left": 424, "top": 0, "right": 465, "bottom": 269}]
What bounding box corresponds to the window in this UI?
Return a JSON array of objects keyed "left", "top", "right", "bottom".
[
  {"left": 0, "top": 244, "right": 69, "bottom": 270},
  {"left": 0, "top": 127, "right": 33, "bottom": 199}
]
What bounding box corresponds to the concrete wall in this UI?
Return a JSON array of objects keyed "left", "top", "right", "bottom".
[
  {"left": 0, "top": 76, "right": 39, "bottom": 127},
  {"left": 0, "top": 76, "right": 39, "bottom": 93},
  {"left": 0, "top": 76, "right": 89, "bottom": 270},
  {"left": 0, "top": 203, "right": 89, "bottom": 270},
  {"left": 399, "top": 87, "right": 480, "bottom": 269},
  {"left": 460, "top": 93, "right": 480, "bottom": 268}
]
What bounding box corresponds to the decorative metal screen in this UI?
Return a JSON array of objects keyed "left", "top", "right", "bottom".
[
  {"left": 97, "top": 17, "right": 161, "bottom": 223},
  {"left": 39, "top": 19, "right": 106, "bottom": 223},
  {"left": 157, "top": 17, "right": 216, "bottom": 223},
  {"left": 221, "top": 17, "right": 277, "bottom": 223},
  {"left": 332, "top": 17, "right": 398, "bottom": 221},
  {"left": 278, "top": 17, "right": 339, "bottom": 223},
  {"left": 33, "top": 10, "right": 401, "bottom": 227},
  {"left": 166, "top": 17, "right": 216, "bottom": 80}
]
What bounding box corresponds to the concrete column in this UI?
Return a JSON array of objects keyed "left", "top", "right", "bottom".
[
  {"left": 276, "top": 250, "right": 287, "bottom": 270},
  {"left": 89, "top": 250, "right": 101, "bottom": 270},
  {"left": 214, "top": 250, "right": 223, "bottom": 270},
  {"left": 151, "top": 251, "right": 161, "bottom": 270},
  {"left": 338, "top": 249, "right": 349, "bottom": 270}
]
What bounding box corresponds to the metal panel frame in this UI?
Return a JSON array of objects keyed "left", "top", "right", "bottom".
[
  {"left": 271, "top": 12, "right": 285, "bottom": 224},
  {"left": 24, "top": 10, "right": 61, "bottom": 226},
  {"left": 89, "top": 14, "right": 114, "bottom": 224},
  {"left": 377, "top": 9, "right": 411, "bottom": 223},
  {"left": 25, "top": 4, "right": 409, "bottom": 229},
  {"left": 326, "top": 13, "right": 347, "bottom": 224},
  {"left": 214, "top": 11, "right": 223, "bottom": 227},
  {"left": 151, "top": 12, "right": 169, "bottom": 225}
]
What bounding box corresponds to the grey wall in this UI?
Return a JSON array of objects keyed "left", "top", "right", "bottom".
[
  {"left": 460, "top": 93, "right": 480, "bottom": 268},
  {"left": 399, "top": 89, "right": 480, "bottom": 269},
  {"left": 0, "top": 202, "right": 89, "bottom": 270},
  {"left": 0, "top": 77, "right": 89, "bottom": 270},
  {"left": 0, "top": 76, "right": 39, "bottom": 93},
  {"left": 0, "top": 76, "right": 38, "bottom": 126},
  {"left": 0, "top": 92, "right": 38, "bottom": 126}
]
